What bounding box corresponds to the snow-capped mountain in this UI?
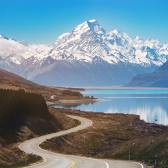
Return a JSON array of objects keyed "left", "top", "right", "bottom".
[
  {"left": 0, "top": 35, "right": 51, "bottom": 63},
  {"left": 49, "top": 19, "right": 168, "bottom": 66},
  {"left": 0, "top": 19, "right": 168, "bottom": 86}
]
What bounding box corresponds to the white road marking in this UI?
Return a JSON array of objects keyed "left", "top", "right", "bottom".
[
  {"left": 134, "top": 162, "right": 144, "bottom": 168},
  {"left": 68, "top": 160, "right": 76, "bottom": 168},
  {"left": 19, "top": 115, "right": 146, "bottom": 168},
  {"left": 105, "top": 161, "right": 110, "bottom": 168}
]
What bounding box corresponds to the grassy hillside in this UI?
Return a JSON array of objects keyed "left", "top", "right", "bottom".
[
  {"left": 0, "top": 68, "right": 38, "bottom": 89},
  {"left": 0, "top": 69, "right": 93, "bottom": 167},
  {"left": 42, "top": 109, "right": 168, "bottom": 168},
  {"left": 0, "top": 68, "right": 94, "bottom": 106},
  {"left": 0, "top": 89, "right": 78, "bottom": 167},
  {"left": 0, "top": 89, "right": 59, "bottom": 144}
]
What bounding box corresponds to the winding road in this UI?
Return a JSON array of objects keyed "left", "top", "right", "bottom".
[{"left": 19, "top": 115, "right": 145, "bottom": 168}]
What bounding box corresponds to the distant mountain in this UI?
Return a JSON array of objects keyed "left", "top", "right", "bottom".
[
  {"left": 128, "top": 61, "right": 168, "bottom": 87},
  {"left": 0, "top": 68, "right": 37, "bottom": 88},
  {"left": 0, "top": 68, "right": 82, "bottom": 100},
  {"left": 1, "top": 19, "right": 168, "bottom": 86}
]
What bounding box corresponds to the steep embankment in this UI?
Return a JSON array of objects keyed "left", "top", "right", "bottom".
[{"left": 0, "top": 89, "right": 78, "bottom": 167}]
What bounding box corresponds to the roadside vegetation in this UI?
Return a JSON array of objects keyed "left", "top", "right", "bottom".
[
  {"left": 41, "top": 109, "right": 168, "bottom": 168},
  {"left": 0, "top": 89, "right": 78, "bottom": 167}
]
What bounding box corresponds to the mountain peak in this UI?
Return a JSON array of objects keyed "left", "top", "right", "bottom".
[
  {"left": 112, "top": 29, "right": 121, "bottom": 34},
  {"left": 87, "top": 19, "right": 97, "bottom": 23},
  {"left": 0, "top": 34, "right": 9, "bottom": 40},
  {"left": 108, "top": 29, "right": 127, "bottom": 37},
  {"left": 73, "top": 19, "right": 105, "bottom": 35}
]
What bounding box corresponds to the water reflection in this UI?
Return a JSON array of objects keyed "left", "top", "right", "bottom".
[
  {"left": 106, "top": 104, "right": 168, "bottom": 126},
  {"left": 72, "top": 90, "right": 168, "bottom": 126}
]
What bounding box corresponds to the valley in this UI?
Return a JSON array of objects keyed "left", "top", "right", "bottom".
[
  {"left": 1, "top": 1, "right": 168, "bottom": 168},
  {"left": 0, "top": 68, "right": 94, "bottom": 106},
  {"left": 0, "top": 70, "right": 168, "bottom": 168},
  {"left": 0, "top": 69, "right": 91, "bottom": 167},
  {"left": 0, "top": 89, "right": 79, "bottom": 168}
]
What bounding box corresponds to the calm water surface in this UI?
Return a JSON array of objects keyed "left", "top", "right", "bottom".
[{"left": 72, "top": 89, "right": 168, "bottom": 125}]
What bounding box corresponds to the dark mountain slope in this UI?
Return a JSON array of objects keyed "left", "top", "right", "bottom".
[
  {"left": 128, "top": 61, "right": 168, "bottom": 87},
  {"left": 0, "top": 68, "right": 86, "bottom": 103}
]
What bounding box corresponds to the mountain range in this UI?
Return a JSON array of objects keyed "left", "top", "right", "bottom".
[
  {"left": 129, "top": 60, "right": 168, "bottom": 87},
  {"left": 1, "top": 19, "right": 168, "bottom": 86}
]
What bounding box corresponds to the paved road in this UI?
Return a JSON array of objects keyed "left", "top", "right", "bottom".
[{"left": 19, "top": 115, "right": 145, "bottom": 168}]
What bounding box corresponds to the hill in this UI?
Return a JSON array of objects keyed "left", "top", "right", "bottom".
[
  {"left": 0, "top": 89, "right": 78, "bottom": 167},
  {"left": 0, "top": 68, "right": 37, "bottom": 89},
  {"left": 0, "top": 69, "right": 91, "bottom": 167},
  {"left": 0, "top": 68, "right": 93, "bottom": 106},
  {"left": 128, "top": 61, "right": 168, "bottom": 87}
]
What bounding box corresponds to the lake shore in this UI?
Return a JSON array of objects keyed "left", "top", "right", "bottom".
[
  {"left": 41, "top": 107, "right": 168, "bottom": 168},
  {"left": 80, "top": 86, "right": 168, "bottom": 90}
]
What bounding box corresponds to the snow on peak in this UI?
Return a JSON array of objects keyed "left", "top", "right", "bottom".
[
  {"left": 107, "top": 29, "right": 132, "bottom": 47},
  {"left": 108, "top": 29, "right": 130, "bottom": 39},
  {"left": 0, "top": 35, "right": 50, "bottom": 64},
  {"left": 57, "top": 32, "right": 71, "bottom": 40},
  {"left": 0, "top": 34, "right": 9, "bottom": 40},
  {"left": 73, "top": 19, "right": 105, "bottom": 35},
  {"left": 0, "top": 19, "right": 168, "bottom": 68},
  {"left": 88, "top": 19, "right": 97, "bottom": 23},
  {"left": 50, "top": 20, "right": 168, "bottom": 66},
  {"left": 135, "top": 36, "right": 142, "bottom": 41},
  {"left": 111, "top": 29, "right": 121, "bottom": 35}
]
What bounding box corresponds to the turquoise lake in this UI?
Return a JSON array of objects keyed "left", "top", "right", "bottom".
[{"left": 71, "top": 89, "right": 168, "bottom": 126}]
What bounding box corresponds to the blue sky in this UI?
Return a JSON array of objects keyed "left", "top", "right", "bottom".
[{"left": 0, "top": 0, "right": 167, "bottom": 44}]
